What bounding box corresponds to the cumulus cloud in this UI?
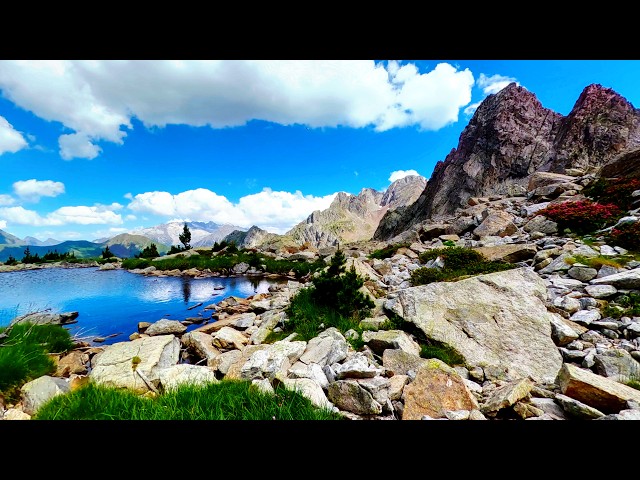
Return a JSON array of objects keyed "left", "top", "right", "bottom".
[
  {"left": 237, "top": 188, "right": 336, "bottom": 233},
  {"left": 464, "top": 102, "right": 483, "bottom": 116},
  {"left": 0, "top": 60, "right": 478, "bottom": 159},
  {"left": 0, "top": 194, "right": 15, "bottom": 206},
  {"left": 59, "top": 133, "right": 102, "bottom": 160},
  {"left": 128, "top": 187, "right": 336, "bottom": 233},
  {"left": 0, "top": 115, "right": 28, "bottom": 154},
  {"left": 377, "top": 61, "right": 475, "bottom": 131},
  {"left": 90, "top": 227, "right": 129, "bottom": 240},
  {"left": 0, "top": 204, "right": 122, "bottom": 226},
  {"left": 477, "top": 73, "right": 518, "bottom": 95},
  {"left": 0, "top": 220, "right": 6, "bottom": 229},
  {"left": 389, "top": 169, "right": 420, "bottom": 183},
  {"left": 463, "top": 74, "right": 519, "bottom": 117},
  {"left": 13, "top": 179, "right": 65, "bottom": 202}
]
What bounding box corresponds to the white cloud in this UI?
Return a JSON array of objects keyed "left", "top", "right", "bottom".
[
  {"left": 477, "top": 73, "right": 518, "bottom": 95},
  {"left": 464, "top": 102, "right": 483, "bottom": 116},
  {"left": 0, "top": 115, "right": 28, "bottom": 154},
  {"left": 0, "top": 194, "right": 15, "bottom": 206},
  {"left": 50, "top": 231, "right": 82, "bottom": 240},
  {"left": 128, "top": 187, "right": 336, "bottom": 234},
  {"left": 0, "top": 60, "right": 477, "bottom": 159},
  {"left": 90, "top": 227, "right": 129, "bottom": 240},
  {"left": 59, "top": 133, "right": 102, "bottom": 160},
  {"left": 237, "top": 188, "right": 336, "bottom": 233},
  {"left": 389, "top": 170, "right": 420, "bottom": 182},
  {"left": 377, "top": 62, "right": 475, "bottom": 131},
  {"left": 0, "top": 204, "right": 122, "bottom": 226},
  {"left": 125, "top": 214, "right": 136, "bottom": 221},
  {"left": 0, "top": 220, "right": 6, "bottom": 229},
  {"left": 13, "top": 179, "right": 65, "bottom": 202}
]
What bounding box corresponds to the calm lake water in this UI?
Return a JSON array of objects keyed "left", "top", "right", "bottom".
[{"left": 0, "top": 267, "right": 285, "bottom": 345}]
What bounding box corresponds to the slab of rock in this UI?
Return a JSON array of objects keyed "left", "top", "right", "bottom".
[
  {"left": 556, "top": 363, "right": 640, "bottom": 414},
  {"left": 10, "top": 311, "right": 79, "bottom": 327},
  {"left": 385, "top": 267, "right": 563, "bottom": 384},
  {"left": 90, "top": 335, "right": 181, "bottom": 394}
]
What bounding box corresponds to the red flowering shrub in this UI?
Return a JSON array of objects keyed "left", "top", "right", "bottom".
[
  {"left": 536, "top": 199, "right": 623, "bottom": 234},
  {"left": 585, "top": 177, "right": 640, "bottom": 210},
  {"left": 607, "top": 222, "right": 640, "bottom": 251}
]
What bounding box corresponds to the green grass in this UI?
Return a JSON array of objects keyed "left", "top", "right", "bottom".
[
  {"left": 625, "top": 379, "right": 640, "bottom": 391},
  {"left": 420, "top": 343, "right": 465, "bottom": 366},
  {"left": 1, "top": 322, "right": 344, "bottom": 420},
  {"left": 0, "top": 323, "right": 76, "bottom": 402},
  {"left": 566, "top": 254, "right": 629, "bottom": 269},
  {"left": 33, "top": 380, "right": 344, "bottom": 420}
]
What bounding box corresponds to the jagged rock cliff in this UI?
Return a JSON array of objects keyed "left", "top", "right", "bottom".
[
  {"left": 374, "top": 83, "right": 640, "bottom": 241},
  {"left": 549, "top": 83, "right": 640, "bottom": 174}
]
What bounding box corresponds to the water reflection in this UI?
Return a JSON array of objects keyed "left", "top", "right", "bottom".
[{"left": 181, "top": 277, "right": 191, "bottom": 304}]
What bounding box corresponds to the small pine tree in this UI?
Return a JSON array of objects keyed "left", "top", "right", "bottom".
[
  {"left": 102, "top": 245, "right": 115, "bottom": 259},
  {"left": 139, "top": 243, "right": 159, "bottom": 259},
  {"left": 310, "top": 249, "right": 373, "bottom": 319},
  {"left": 22, "top": 247, "right": 40, "bottom": 264},
  {"left": 179, "top": 223, "right": 191, "bottom": 250}
]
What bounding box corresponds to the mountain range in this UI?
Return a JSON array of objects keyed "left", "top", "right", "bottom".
[{"left": 2, "top": 82, "right": 639, "bottom": 262}]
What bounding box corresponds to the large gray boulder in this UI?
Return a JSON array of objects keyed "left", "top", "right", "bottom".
[
  {"left": 385, "top": 267, "right": 564, "bottom": 384},
  {"left": 90, "top": 335, "right": 181, "bottom": 394}
]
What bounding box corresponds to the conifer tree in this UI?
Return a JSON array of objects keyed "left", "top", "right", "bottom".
[
  {"left": 179, "top": 223, "right": 192, "bottom": 250},
  {"left": 310, "top": 249, "right": 373, "bottom": 319}
]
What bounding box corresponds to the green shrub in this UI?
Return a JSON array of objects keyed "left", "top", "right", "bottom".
[
  {"left": 369, "top": 242, "right": 410, "bottom": 260},
  {"left": 311, "top": 250, "right": 373, "bottom": 317},
  {"left": 412, "top": 246, "right": 515, "bottom": 285},
  {"left": 279, "top": 250, "right": 373, "bottom": 347},
  {"left": 418, "top": 246, "right": 483, "bottom": 269},
  {"left": 602, "top": 292, "right": 640, "bottom": 319}
]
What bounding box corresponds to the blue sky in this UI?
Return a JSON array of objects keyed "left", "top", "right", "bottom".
[{"left": 1, "top": 60, "right": 639, "bottom": 242}]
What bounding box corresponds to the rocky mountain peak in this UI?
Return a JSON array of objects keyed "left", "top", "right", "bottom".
[
  {"left": 374, "top": 82, "right": 640, "bottom": 241},
  {"left": 549, "top": 83, "right": 640, "bottom": 173},
  {"left": 285, "top": 175, "right": 426, "bottom": 248},
  {"left": 381, "top": 175, "right": 427, "bottom": 208}
]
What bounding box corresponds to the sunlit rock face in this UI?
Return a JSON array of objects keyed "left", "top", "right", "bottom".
[{"left": 287, "top": 175, "right": 426, "bottom": 248}]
